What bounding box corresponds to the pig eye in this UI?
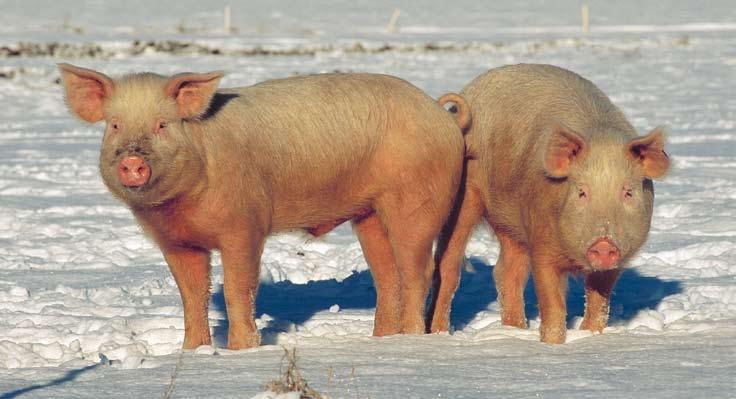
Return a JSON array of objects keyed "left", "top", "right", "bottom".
[
  {"left": 109, "top": 119, "right": 121, "bottom": 132},
  {"left": 624, "top": 189, "right": 633, "bottom": 198},
  {"left": 578, "top": 188, "right": 587, "bottom": 199},
  {"left": 156, "top": 120, "right": 168, "bottom": 134}
]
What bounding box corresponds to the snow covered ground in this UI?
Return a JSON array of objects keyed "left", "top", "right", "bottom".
[{"left": 0, "top": 1, "right": 735, "bottom": 398}]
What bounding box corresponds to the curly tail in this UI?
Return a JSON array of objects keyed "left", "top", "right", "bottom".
[{"left": 438, "top": 93, "right": 472, "bottom": 132}]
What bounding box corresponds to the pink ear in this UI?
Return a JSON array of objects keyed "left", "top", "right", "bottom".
[
  {"left": 58, "top": 63, "right": 114, "bottom": 123},
  {"left": 627, "top": 127, "right": 670, "bottom": 179},
  {"left": 164, "top": 71, "right": 224, "bottom": 119},
  {"left": 543, "top": 123, "right": 587, "bottom": 178}
]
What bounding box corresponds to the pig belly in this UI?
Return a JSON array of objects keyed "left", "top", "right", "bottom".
[{"left": 304, "top": 208, "right": 373, "bottom": 237}]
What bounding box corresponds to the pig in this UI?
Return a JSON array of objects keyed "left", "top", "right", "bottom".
[
  {"left": 58, "top": 63, "right": 465, "bottom": 349},
  {"left": 428, "top": 64, "right": 670, "bottom": 344}
]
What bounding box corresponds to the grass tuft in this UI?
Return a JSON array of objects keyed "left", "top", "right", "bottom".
[{"left": 265, "top": 347, "right": 324, "bottom": 399}]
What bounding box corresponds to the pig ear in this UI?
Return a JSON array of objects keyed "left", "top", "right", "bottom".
[
  {"left": 543, "top": 123, "right": 588, "bottom": 178},
  {"left": 58, "top": 63, "right": 114, "bottom": 123},
  {"left": 164, "top": 71, "right": 224, "bottom": 119},
  {"left": 627, "top": 127, "right": 670, "bottom": 179}
]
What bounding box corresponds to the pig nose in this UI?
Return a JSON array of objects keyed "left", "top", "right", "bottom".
[
  {"left": 118, "top": 156, "right": 151, "bottom": 187},
  {"left": 586, "top": 238, "right": 620, "bottom": 270}
]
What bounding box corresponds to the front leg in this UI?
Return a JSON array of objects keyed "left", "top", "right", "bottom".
[
  {"left": 580, "top": 269, "right": 622, "bottom": 333},
  {"left": 163, "top": 246, "right": 212, "bottom": 349},
  {"left": 220, "top": 234, "right": 266, "bottom": 350},
  {"left": 530, "top": 251, "right": 569, "bottom": 344}
]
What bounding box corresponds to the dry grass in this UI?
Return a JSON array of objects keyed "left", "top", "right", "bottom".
[{"left": 266, "top": 347, "right": 325, "bottom": 399}]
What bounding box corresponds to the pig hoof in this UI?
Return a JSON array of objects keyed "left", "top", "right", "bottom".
[
  {"left": 540, "top": 326, "right": 566, "bottom": 344},
  {"left": 501, "top": 316, "right": 528, "bottom": 329},
  {"left": 580, "top": 320, "right": 605, "bottom": 333},
  {"left": 428, "top": 317, "right": 451, "bottom": 334},
  {"left": 428, "top": 325, "right": 450, "bottom": 334},
  {"left": 227, "top": 341, "right": 259, "bottom": 350},
  {"left": 399, "top": 324, "right": 426, "bottom": 335},
  {"left": 372, "top": 320, "right": 401, "bottom": 337},
  {"left": 227, "top": 334, "right": 261, "bottom": 350},
  {"left": 182, "top": 336, "right": 212, "bottom": 350}
]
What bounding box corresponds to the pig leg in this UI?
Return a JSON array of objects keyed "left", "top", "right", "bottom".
[
  {"left": 353, "top": 214, "right": 401, "bottom": 336},
  {"left": 580, "top": 269, "right": 622, "bottom": 333},
  {"left": 379, "top": 196, "right": 446, "bottom": 334},
  {"left": 493, "top": 232, "right": 530, "bottom": 329},
  {"left": 428, "top": 186, "right": 484, "bottom": 333},
  {"left": 220, "top": 234, "right": 266, "bottom": 350},
  {"left": 394, "top": 238, "right": 434, "bottom": 335},
  {"left": 163, "top": 246, "right": 212, "bottom": 349},
  {"left": 530, "top": 252, "right": 568, "bottom": 344}
]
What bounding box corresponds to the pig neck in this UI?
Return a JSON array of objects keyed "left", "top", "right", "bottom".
[
  {"left": 480, "top": 129, "right": 575, "bottom": 266},
  {"left": 522, "top": 175, "right": 570, "bottom": 265}
]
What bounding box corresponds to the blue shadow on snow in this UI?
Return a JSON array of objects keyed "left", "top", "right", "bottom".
[
  {"left": 0, "top": 364, "right": 100, "bottom": 399},
  {"left": 210, "top": 269, "right": 377, "bottom": 345},
  {"left": 449, "top": 256, "right": 683, "bottom": 330},
  {"left": 210, "top": 256, "right": 683, "bottom": 344}
]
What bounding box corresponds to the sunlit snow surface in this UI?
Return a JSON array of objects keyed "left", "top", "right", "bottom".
[{"left": 0, "top": 1, "right": 735, "bottom": 398}]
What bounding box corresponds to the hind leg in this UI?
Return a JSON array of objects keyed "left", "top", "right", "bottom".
[
  {"left": 353, "top": 214, "right": 401, "bottom": 336},
  {"left": 493, "top": 231, "right": 531, "bottom": 329},
  {"left": 427, "top": 185, "right": 484, "bottom": 333},
  {"left": 378, "top": 194, "right": 450, "bottom": 334}
]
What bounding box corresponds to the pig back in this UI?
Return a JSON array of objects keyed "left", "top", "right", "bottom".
[{"left": 189, "top": 73, "right": 463, "bottom": 227}]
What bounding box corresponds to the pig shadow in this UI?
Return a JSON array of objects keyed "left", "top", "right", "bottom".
[
  {"left": 210, "top": 269, "right": 378, "bottom": 346},
  {"left": 209, "top": 257, "right": 682, "bottom": 345},
  {"left": 449, "top": 256, "right": 683, "bottom": 330}
]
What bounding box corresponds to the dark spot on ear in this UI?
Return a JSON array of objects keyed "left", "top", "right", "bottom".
[{"left": 200, "top": 93, "right": 239, "bottom": 120}]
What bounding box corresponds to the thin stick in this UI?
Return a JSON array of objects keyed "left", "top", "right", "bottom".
[
  {"left": 163, "top": 351, "right": 185, "bottom": 399},
  {"left": 224, "top": 5, "right": 232, "bottom": 34},
  {"left": 386, "top": 8, "right": 401, "bottom": 34}
]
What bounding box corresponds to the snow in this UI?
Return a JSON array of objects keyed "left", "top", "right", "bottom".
[{"left": 1, "top": 0, "right": 736, "bottom": 398}]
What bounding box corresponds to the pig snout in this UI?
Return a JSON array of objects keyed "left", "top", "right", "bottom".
[
  {"left": 117, "top": 156, "right": 151, "bottom": 187},
  {"left": 586, "top": 238, "right": 620, "bottom": 270}
]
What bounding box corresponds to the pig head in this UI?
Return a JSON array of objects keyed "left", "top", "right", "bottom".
[
  {"left": 59, "top": 63, "right": 222, "bottom": 208},
  {"left": 543, "top": 122, "right": 670, "bottom": 272}
]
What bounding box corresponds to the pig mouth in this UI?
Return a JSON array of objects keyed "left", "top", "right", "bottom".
[
  {"left": 122, "top": 182, "right": 152, "bottom": 193},
  {"left": 120, "top": 173, "right": 161, "bottom": 192}
]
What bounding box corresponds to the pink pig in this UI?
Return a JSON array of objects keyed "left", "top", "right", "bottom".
[
  {"left": 59, "top": 64, "right": 466, "bottom": 349},
  {"left": 429, "top": 64, "right": 670, "bottom": 343}
]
